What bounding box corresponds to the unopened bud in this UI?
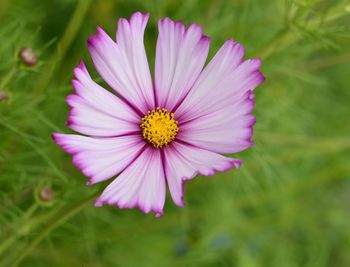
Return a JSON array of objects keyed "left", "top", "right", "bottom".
[
  {"left": 39, "top": 186, "right": 54, "bottom": 202},
  {"left": 35, "top": 185, "right": 54, "bottom": 206},
  {"left": 0, "top": 91, "right": 9, "bottom": 103},
  {"left": 18, "top": 47, "right": 38, "bottom": 66}
]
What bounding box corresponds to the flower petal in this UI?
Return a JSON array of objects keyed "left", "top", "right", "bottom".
[
  {"left": 95, "top": 147, "right": 166, "bottom": 217},
  {"left": 154, "top": 18, "right": 210, "bottom": 111},
  {"left": 68, "top": 61, "right": 140, "bottom": 137},
  {"left": 175, "top": 40, "right": 265, "bottom": 123},
  {"left": 177, "top": 92, "right": 256, "bottom": 154},
  {"left": 52, "top": 133, "right": 145, "bottom": 185},
  {"left": 163, "top": 141, "right": 241, "bottom": 206},
  {"left": 88, "top": 12, "right": 154, "bottom": 114}
]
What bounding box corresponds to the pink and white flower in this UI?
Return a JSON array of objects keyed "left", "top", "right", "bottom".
[{"left": 52, "top": 12, "right": 265, "bottom": 217}]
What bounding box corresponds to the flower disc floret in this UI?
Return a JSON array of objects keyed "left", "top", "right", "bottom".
[{"left": 141, "top": 107, "right": 179, "bottom": 148}]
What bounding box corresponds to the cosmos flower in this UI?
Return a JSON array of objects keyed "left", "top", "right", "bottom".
[{"left": 52, "top": 12, "right": 265, "bottom": 217}]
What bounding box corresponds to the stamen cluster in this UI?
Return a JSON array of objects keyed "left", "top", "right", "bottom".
[{"left": 141, "top": 107, "right": 179, "bottom": 148}]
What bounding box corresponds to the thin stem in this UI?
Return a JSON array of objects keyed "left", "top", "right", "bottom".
[
  {"left": 255, "top": 27, "right": 290, "bottom": 59},
  {"left": 302, "top": 51, "right": 350, "bottom": 71},
  {"left": 0, "top": 65, "right": 17, "bottom": 89},
  {"left": 0, "top": 118, "right": 66, "bottom": 181},
  {"left": 59, "top": 0, "right": 92, "bottom": 59},
  {"left": 33, "top": 0, "right": 92, "bottom": 97},
  {"left": 255, "top": 2, "right": 349, "bottom": 60},
  {"left": 0, "top": 203, "right": 38, "bottom": 257},
  {"left": 256, "top": 132, "right": 350, "bottom": 149},
  {"left": 10, "top": 192, "right": 99, "bottom": 267},
  {"left": 1, "top": 0, "right": 91, "bottom": 181}
]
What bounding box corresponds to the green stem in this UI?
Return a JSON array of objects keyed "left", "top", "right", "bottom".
[
  {"left": 0, "top": 204, "right": 38, "bottom": 257},
  {"left": 0, "top": 65, "right": 17, "bottom": 89},
  {"left": 59, "top": 0, "right": 92, "bottom": 59},
  {"left": 33, "top": 0, "right": 92, "bottom": 97},
  {"left": 302, "top": 51, "right": 350, "bottom": 71},
  {"left": 255, "top": 2, "right": 349, "bottom": 60},
  {"left": 255, "top": 28, "right": 289, "bottom": 59},
  {"left": 0, "top": 118, "right": 66, "bottom": 181},
  {"left": 256, "top": 132, "right": 350, "bottom": 149},
  {"left": 10, "top": 192, "right": 99, "bottom": 267}
]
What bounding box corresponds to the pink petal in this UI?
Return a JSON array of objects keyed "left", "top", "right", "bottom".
[
  {"left": 154, "top": 18, "right": 210, "bottom": 111},
  {"left": 95, "top": 147, "right": 166, "bottom": 217},
  {"left": 68, "top": 61, "right": 140, "bottom": 137},
  {"left": 52, "top": 133, "right": 145, "bottom": 185},
  {"left": 177, "top": 91, "right": 256, "bottom": 154},
  {"left": 175, "top": 40, "right": 265, "bottom": 123},
  {"left": 88, "top": 12, "right": 154, "bottom": 114},
  {"left": 163, "top": 141, "right": 241, "bottom": 207}
]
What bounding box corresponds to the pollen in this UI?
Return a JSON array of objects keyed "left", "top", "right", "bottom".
[{"left": 140, "top": 107, "right": 179, "bottom": 148}]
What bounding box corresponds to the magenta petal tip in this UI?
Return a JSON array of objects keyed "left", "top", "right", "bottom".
[{"left": 94, "top": 199, "right": 103, "bottom": 207}]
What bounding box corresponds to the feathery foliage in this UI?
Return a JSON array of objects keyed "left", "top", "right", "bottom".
[{"left": 0, "top": 0, "right": 350, "bottom": 266}]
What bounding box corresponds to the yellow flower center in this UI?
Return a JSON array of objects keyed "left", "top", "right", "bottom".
[{"left": 140, "top": 107, "right": 179, "bottom": 148}]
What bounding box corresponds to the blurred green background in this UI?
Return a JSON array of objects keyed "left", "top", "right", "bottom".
[{"left": 1, "top": 0, "right": 350, "bottom": 266}]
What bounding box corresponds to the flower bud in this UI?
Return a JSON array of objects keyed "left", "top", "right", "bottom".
[
  {"left": 0, "top": 91, "right": 9, "bottom": 103},
  {"left": 40, "top": 186, "right": 54, "bottom": 201},
  {"left": 35, "top": 185, "right": 54, "bottom": 206},
  {"left": 18, "top": 47, "right": 38, "bottom": 66}
]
